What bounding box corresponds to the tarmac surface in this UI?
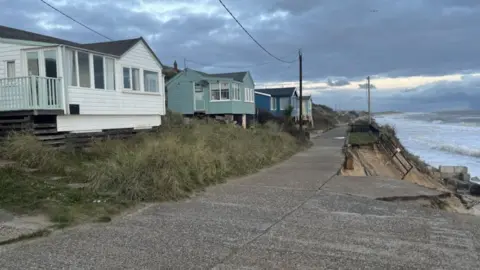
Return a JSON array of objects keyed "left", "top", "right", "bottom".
[{"left": 1, "top": 127, "right": 480, "bottom": 269}]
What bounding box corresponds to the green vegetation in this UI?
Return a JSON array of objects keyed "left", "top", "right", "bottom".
[
  {"left": 311, "top": 103, "right": 359, "bottom": 131},
  {"left": 380, "top": 123, "right": 432, "bottom": 175},
  {"left": 348, "top": 132, "right": 377, "bottom": 145},
  {"left": 0, "top": 116, "right": 306, "bottom": 227}
]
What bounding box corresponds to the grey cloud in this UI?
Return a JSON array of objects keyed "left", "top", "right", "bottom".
[
  {"left": 312, "top": 75, "right": 480, "bottom": 112},
  {"left": 358, "top": 83, "right": 376, "bottom": 89},
  {"left": 326, "top": 77, "right": 350, "bottom": 86},
  {"left": 2, "top": 0, "right": 480, "bottom": 84}
]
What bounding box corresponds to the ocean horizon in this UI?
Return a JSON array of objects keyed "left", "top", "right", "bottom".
[{"left": 375, "top": 110, "right": 480, "bottom": 178}]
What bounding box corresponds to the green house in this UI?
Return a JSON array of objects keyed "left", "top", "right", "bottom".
[{"left": 166, "top": 69, "right": 255, "bottom": 127}]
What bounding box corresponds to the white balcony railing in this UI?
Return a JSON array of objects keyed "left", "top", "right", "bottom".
[{"left": 0, "top": 76, "right": 63, "bottom": 111}]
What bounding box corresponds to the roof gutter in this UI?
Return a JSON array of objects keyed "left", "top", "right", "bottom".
[
  {"left": 63, "top": 44, "right": 120, "bottom": 58},
  {"left": 254, "top": 91, "right": 271, "bottom": 97}
]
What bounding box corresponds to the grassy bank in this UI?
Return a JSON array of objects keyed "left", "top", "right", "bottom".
[{"left": 0, "top": 120, "right": 306, "bottom": 227}]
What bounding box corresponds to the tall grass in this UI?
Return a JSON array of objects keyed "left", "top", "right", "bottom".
[
  {"left": 86, "top": 121, "right": 301, "bottom": 201},
  {"left": 0, "top": 119, "right": 305, "bottom": 225}
]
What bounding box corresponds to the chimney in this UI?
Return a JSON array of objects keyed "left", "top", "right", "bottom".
[{"left": 173, "top": 60, "right": 178, "bottom": 72}]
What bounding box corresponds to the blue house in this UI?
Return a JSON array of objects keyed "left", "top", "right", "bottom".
[
  {"left": 166, "top": 68, "right": 255, "bottom": 128},
  {"left": 254, "top": 91, "right": 272, "bottom": 113},
  {"left": 254, "top": 87, "right": 299, "bottom": 119}
]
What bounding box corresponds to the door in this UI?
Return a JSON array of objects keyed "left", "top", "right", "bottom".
[{"left": 194, "top": 83, "right": 205, "bottom": 111}]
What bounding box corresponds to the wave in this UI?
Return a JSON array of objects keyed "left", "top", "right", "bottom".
[{"left": 433, "top": 144, "right": 480, "bottom": 158}]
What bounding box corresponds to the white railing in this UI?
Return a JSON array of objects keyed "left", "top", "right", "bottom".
[{"left": 0, "top": 76, "right": 63, "bottom": 111}]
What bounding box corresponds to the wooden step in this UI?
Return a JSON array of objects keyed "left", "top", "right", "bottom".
[
  {"left": 0, "top": 116, "right": 30, "bottom": 124},
  {"left": 37, "top": 134, "right": 66, "bottom": 141}
]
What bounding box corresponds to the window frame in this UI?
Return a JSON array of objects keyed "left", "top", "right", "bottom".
[
  {"left": 210, "top": 82, "right": 220, "bottom": 101},
  {"left": 123, "top": 67, "right": 131, "bottom": 90},
  {"left": 6, "top": 61, "right": 15, "bottom": 78},
  {"left": 232, "top": 83, "right": 240, "bottom": 100},
  {"left": 244, "top": 87, "right": 254, "bottom": 102},
  {"left": 143, "top": 69, "right": 159, "bottom": 93},
  {"left": 279, "top": 97, "right": 290, "bottom": 110},
  {"left": 77, "top": 51, "right": 91, "bottom": 88},
  {"left": 220, "top": 82, "right": 230, "bottom": 100},
  {"left": 105, "top": 57, "right": 115, "bottom": 90},
  {"left": 270, "top": 97, "right": 277, "bottom": 110},
  {"left": 131, "top": 68, "right": 140, "bottom": 91},
  {"left": 93, "top": 54, "right": 105, "bottom": 90}
]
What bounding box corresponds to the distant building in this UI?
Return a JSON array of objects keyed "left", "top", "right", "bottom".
[{"left": 166, "top": 68, "right": 255, "bottom": 128}]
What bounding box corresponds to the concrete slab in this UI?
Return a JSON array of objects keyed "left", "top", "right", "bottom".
[
  {"left": 324, "top": 175, "right": 445, "bottom": 199},
  {"left": 0, "top": 214, "right": 52, "bottom": 244},
  {"left": 219, "top": 192, "right": 480, "bottom": 269},
  {"left": 1, "top": 127, "right": 480, "bottom": 269}
]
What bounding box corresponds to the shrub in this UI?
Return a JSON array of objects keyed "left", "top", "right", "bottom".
[
  {"left": 86, "top": 122, "right": 301, "bottom": 202},
  {"left": 0, "top": 132, "right": 66, "bottom": 173}
]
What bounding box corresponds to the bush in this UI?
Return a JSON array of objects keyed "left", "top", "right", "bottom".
[
  {"left": 0, "top": 132, "right": 66, "bottom": 173},
  {"left": 85, "top": 122, "right": 302, "bottom": 201}
]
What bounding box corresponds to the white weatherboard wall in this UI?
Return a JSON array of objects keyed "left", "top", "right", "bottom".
[
  {"left": 64, "top": 40, "right": 165, "bottom": 132},
  {"left": 57, "top": 115, "right": 161, "bottom": 132},
  {"left": 66, "top": 41, "right": 165, "bottom": 115},
  {"left": 0, "top": 41, "right": 36, "bottom": 78}
]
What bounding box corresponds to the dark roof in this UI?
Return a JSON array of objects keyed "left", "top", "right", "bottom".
[
  {"left": 255, "top": 87, "right": 297, "bottom": 97},
  {"left": 208, "top": 72, "right": 247, "bottom": 82},
  {"left": 187, "top": 69, "right": 248, "bottom": 82},
  {"left": 0, "top": 25, "right": 79, "bottom": 46},
  {"left": 301, "top": 95, "right": 312, "bottom": 100},
  {"left": 81, "top": 38, "right": 140, "bottom": 56},
  {"left": 0, "top": 25, "right": 162, "bottom": 66}
]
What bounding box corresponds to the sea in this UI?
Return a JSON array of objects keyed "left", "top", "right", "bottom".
[{"left": 375, "top": 110, "right": 480, "bottom": 178}]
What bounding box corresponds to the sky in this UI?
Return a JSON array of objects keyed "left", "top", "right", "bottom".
[{"left": 1, "top": 0, "right": 479, "bottom": 112}]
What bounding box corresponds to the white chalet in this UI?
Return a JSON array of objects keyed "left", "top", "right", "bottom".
[{"left": 0, "top": 25, "right": 165, "bottom": 134}]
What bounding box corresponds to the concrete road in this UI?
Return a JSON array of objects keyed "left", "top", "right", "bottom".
[{"left": 1, "top": 127, "right": 480, "bottom": 269}]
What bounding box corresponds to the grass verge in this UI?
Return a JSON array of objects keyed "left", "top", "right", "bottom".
[
  {"left": 0, "top": 120, "right": 306, "bottom": 227},
  {"left": 349, "top": 132, "right": 377, "bottom": 145}
]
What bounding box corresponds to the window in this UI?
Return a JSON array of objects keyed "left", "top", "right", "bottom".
[
  {"left": 144, "top": 70, "right": 159, "bottom": 92},
  {"left": 132, "top": 68, "right": 140, "bottom": 91},
  {"left": 210, "top": 83, "right": 220, "bottom": 100},
  {"left": 195, "top": 83, "right": 202, "bottom": 92},
  {"left": 66, "top": 49, "right": 77, "bottom": 86},
  {"left": 220, "top": 82, "right": 230, "bottom": 100},
  {"left": 123, "top": 67, "right": 131, "bottom": 89},
  {"left": 245, "top": 88, "right": 254, "bottom": 102},
  {"left": 93, "top": 55, "right": 104, "bottom": 89},
  {"left": 270, "top": 97, "right": 277, "bottom": 110},
  {"left": 105, "top": 58, "right": 115, "bottom": 90},
  {"left": 44, "top": 50, "right": 57, "bottom": 78},
  {"left": 279, "top": 97, "right": 290, "bottom": 110},
  {"left": 232, "top": 83, "right": 240, "bottom": 100},
  {"left": 6, "top": 61, "right": 15, "bottom": 78},
  {"left": 78, "top": 52, "right": 90, "bottom": 88},
  {"left": 26, "top": 51, "right": 39, "bottom": 76}
]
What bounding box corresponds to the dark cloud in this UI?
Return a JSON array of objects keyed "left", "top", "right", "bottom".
[
  {"left": 1, "top": 0, "right": 480, "bottom": 84},
  {"left": 358, "top": 83, "right": 376, "bottom": 89},
  {"left": 326, "top": 77, "right": 350, "bottom": 86}
]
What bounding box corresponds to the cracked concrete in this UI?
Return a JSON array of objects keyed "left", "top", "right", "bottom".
[{"left": 1, "top": 127, "right": 480, "bottom": 269}]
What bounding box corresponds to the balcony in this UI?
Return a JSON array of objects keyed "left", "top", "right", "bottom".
[{"left": 0, "top": 76, "right": 63, "bottom": 112}]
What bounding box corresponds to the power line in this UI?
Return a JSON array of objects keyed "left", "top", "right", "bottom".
[
  {"left": 186, "top": 54, "right": 297, "bottom": 70},
  {"left": 39, "top": 0, "right": 112, "bottom": 41},
  {"left": 218, "top": 0, "right": 297, "bottom": 64}
]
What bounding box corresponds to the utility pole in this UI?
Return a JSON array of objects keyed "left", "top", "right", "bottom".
[
  {"left": 367, "top": 76, "right": 371, "bottom": 124},
  {"left": 299, "top": 49, "right": 303, "bottom": 131}
]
